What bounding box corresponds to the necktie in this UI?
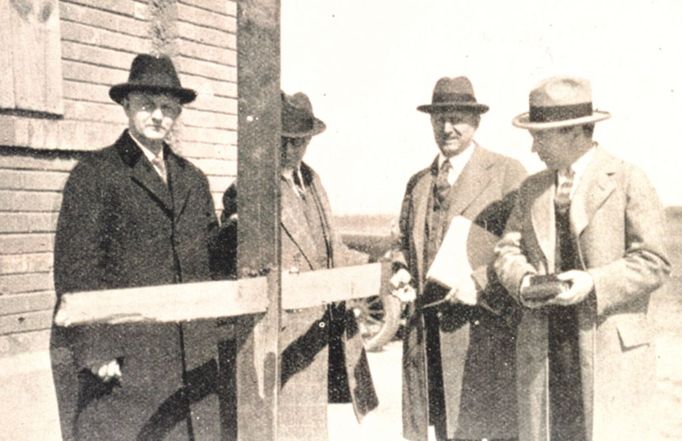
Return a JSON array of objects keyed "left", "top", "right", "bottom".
[
  {"left": 555, "top": 167, "right": 574, "bottom": 213},
  {"left": 150, "top": 155, "right": 167, "bottom": 184},
  {"left": 290, "top": 169, "right": 306, "bottom": 198},
  {"left": 434, "top": 159, "right": 452, "bottom": 206}
]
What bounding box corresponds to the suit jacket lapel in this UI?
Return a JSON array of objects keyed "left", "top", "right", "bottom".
[
  {"left": 116, "top": 132, "right": 173, "bottom": 212},
  {"left": 530, "top": 170, "right": 556, "bottom": 272},
  {"left": 445, "top": 145, "right": 493, "bottom": 222},
  {"left": 570, "top": 148, "right": 617, "bottom": 238},
  {"left": 411, "top": 161, "right": 436, "bottom": 285},
  {"left": 280, "top": 177, "right": 317, "bottom": 270}
]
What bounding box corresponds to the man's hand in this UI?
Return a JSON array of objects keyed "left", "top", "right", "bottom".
[
  {"left": 444, "top": 276, "right": 478, "bottom": 306},
  {"left": 91, "top": 359, "right": 122, "bottom": 382},
  {"left": 547, "top": 270, "right": 594, "bottom": 306},
  {"left": 390, "top": 268, "right": 416, "bottom": 302}
]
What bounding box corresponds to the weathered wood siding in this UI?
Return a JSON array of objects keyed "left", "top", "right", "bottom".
[{"left": 0, "top": 0, "right": 237, "bottom": 346}]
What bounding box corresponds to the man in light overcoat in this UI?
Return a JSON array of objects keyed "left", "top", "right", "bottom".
[
  {"left": 494, "top": 76, "right": 671, "bottom": 441},
  {"left": 393, "top": 76, "right": 526, "bottom": 441}
]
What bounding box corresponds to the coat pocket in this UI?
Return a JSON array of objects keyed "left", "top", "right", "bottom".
[{"left": 615, "top": 314, "right": 651, "bottom": 350}]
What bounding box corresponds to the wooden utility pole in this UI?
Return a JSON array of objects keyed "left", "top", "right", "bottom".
[{"left": 236, "top": 0, "right": 281, "bottom": 440}]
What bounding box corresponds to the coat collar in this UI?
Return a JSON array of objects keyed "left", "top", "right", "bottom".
[
  {"left": 529, "top": 146, "right": 618, "bottom": 269},
  {"left": 280, "top": 162, "right": 330, "bottom": 270},
  {"left": 115, "top": 130, "right": 191, "bottom": 217}
]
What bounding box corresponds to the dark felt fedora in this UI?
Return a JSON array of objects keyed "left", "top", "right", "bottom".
[
  {"left": 109, "top": 54, "right": 197, "bottom": 104},
  {"left": 513, "top": 76, "right": 610, "bottom": 130},
  {"left": 281, "top": 92, "right": 326, "bottom": 138},
  {"left": 417, "top": 76, "right": 489, "bottom": 114}
]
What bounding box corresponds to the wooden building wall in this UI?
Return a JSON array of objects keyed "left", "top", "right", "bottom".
[{"left": 0, "top": 2, "right": 237, "bottom": 438}]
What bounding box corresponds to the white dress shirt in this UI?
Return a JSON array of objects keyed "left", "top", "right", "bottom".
[{"left": 438, "top": 141, "right": 476, "bottom": 186}]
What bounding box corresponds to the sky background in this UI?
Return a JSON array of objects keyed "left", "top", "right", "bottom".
[{"left": 280, "top": 0, "right": 682, "bottom": 215}]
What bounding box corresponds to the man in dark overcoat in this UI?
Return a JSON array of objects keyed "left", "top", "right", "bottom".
[
  {"left": 215, "top": 92, "right": 378, "bottom": 441},
  {"left": 494, "top": 76, "right": 671, "bottom": 441},
  {"left": 51, "top": 54, "right": 220, "bottom": 441},
  {"left": 392, "top": 77, "right": 526, "bottom": 441}
]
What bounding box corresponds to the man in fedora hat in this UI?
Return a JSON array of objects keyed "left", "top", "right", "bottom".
[
  {"left": 392, "top": 76, "right": 526, "bottom": 441},
  {"left": 494, "top": 76, "right": 670, "bottom": 441},
  {"left": 215, "top": 91, "right": 377, "bottom": 440},
  {"left": 51, "top": 53, "right": 220, "bottom": 440}
]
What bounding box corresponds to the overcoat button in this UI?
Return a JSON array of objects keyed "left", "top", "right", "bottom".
[{"left": 318, "top": 321, "right": 326, "bottom": 328}]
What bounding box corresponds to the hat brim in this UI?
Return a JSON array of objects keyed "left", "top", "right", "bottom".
[
  {"left": 109, "top": 83, "right": 197, "bottom": 105},
  {"left": 512, "top": 110, "right": 611, "bottom": 130},
  {"left": 417, "top": 102, "right": 489, "bottom": 114},
  {"left": 281, "top": 118, "right": 326, "bottom": 138}
]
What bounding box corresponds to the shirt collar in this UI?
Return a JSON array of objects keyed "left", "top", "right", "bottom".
[
  {"left": 438, "top": 141, "right": 475, "bottom": 170},
  {"left": 129, "top": 130, "right": 164, "bottom": 162}
]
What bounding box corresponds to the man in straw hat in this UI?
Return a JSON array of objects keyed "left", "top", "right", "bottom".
[
  {"left": 51, "top": 54, "right": 220, "bottom": 440},
  {"left": 392, "top": 76, "right": 526, "bottom": 441},
  {"left": 215, "top": 92, "right": 377, "bottom": 440},
  {"left": 494, "top": 76, "right": 670, "bottom": 441}
]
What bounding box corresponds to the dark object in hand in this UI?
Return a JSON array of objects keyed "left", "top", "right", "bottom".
[{"left": 521, "top": 274, "right": 570, "bottom": 302}]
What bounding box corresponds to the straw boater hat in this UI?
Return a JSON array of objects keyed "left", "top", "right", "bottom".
[
  {"left": 417, "top": 76, "right": 489, "bottom": 114},
  {"left": 281, "top": 92, "right": 326, "bottom": 138},
  {"left": 109, "top": 54, "right": 197, "bottom": 105},
  {"left": 512, "top": 76, "right": 610, "bottom": 130}
]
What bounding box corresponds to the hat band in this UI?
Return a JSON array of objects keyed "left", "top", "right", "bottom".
[
  {"left": 529, "top": 102, "right": 593, "bottom": 122},
  {"left": 432, "top": 92, "right": 476, "bottom": 104}
]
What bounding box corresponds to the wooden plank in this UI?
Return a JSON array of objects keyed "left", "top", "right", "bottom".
[
  {"left": 60, "top": 0, "right": 135, "bottom": 17},
  {"left": 0, "top": 213, "right": 59, "bottom": 234},
  {"left": 177, "top": 3, "right": 237, "bottom": 32},
  {"left": 61, "top": 21, "right": 148, "bottom": 54},
  {"left": 48, "top": 263, "right": 387, "bottom": 324},
  {"left": 53, "top": 279, "right": 268, "bottom": 327},
  {"left": 180, "top": 142, "right": 237, "bottom": 161},
  {"left": 62, "top": 40, "right": 134, "bottom": 70},
  {"left": 0, "top": 310, "right": 54, "bottom": 337},
  {"left": 0, "top": 272, "right": 54, "bottom": 295},
  {"left": 281, "top": 263, "right": 388, "bottom": 309},
  {"left": 177, "top": 39, "right": 237, "bottom": 66},
  {"left": 179, "top": 0, "right": 236, "bottom": 17},
  {"left": 0, "top": 292, "right": 56, "bottom": 315},
  {"left": 0, "top": 253, "right": 53, "bottom": 275},
  {"left": 62, "top": 80, "right": 112, "bottom": 103},
  {"left": 0, "top": 190, "right": 62, "bottom": 212},
  {"left": 0, "top": 154, "right": 77, "bottom": 173},
  {"left": 60, "top": 1, "right": 147, "bottom": 37},
  {"left": 0, "top": 234, "right": 55, "bottom": 255},
  {"left": 177, "top": 20, "right": 237, "bottom": 49},
  {"left": 188, "top": 157, "right": 236, "bottom": 177},
  {"left": 0, "top": 169, "right": 69, "bottom": 191},
  {"left": 182, "top": 108, "right": 238, "bottom": 131},
  {"left": 176, "top": 56, "right": 238, "bottom": 82}
]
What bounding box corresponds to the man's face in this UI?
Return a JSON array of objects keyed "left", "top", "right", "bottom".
[
  {"left": 123, "top": 91, "right": 181, "bottom": 144},
  {"left": 430, "top": 110, "right": 480, "bottom": 157},
  {"left": 281, "top": 136, "right": 311, "bottom": 170},
  {"left": 530, "top": 126, "right": 581, "bottom": 169}
]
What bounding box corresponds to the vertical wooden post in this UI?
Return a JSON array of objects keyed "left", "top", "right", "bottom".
[{"left": 236, "top": 0, "right": 281, "bottom": 440}]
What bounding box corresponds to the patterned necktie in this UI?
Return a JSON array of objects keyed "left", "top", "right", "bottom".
[
  {"left": 434, "top": 159, "right": 452, "bottom": 206},
  {"left": 150, "top": 155, "right": 167, "bottom": 184},
  {"left": 555, "top": 167, "right": 574, "bottom": 213}
]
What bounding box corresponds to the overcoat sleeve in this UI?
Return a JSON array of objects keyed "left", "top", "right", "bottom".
[
  {"left": 54, "top": 160, "right": 123, "bottom": 368},
  {"left": 493, "top": 180, "right": 539, "bottom": 304}
]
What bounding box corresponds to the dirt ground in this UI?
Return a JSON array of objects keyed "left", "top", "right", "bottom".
[{"left": 328, "top": 279, "right": 682, "bottom": 441}]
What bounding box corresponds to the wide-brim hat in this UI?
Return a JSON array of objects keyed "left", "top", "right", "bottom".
[
  {"left": 281, "top": 92, "right": 326, "bottom": 138},
  {"left": 417, "top": 76, "right": 489, "bottom": 114},
  {"left": 109, "top": 54, "right": 197, "bottom": 105},
  {"left": 513, "top": 76, "right": 610, "bottom": 130}
]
